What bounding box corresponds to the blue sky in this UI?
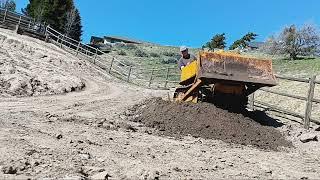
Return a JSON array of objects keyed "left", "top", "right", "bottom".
[{"left": 16, "top": 0, "right": 320, "bottom": 47}]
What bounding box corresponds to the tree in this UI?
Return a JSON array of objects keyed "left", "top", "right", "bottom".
[
  {"left": 64, "top": 7, "right": 82, "bottom": 41},
  {"left": 229, "top": 32, "right": 258, "bottom": 50},
  {"left": 64, "top": 7, "right": 77, "bottom": 37},
  {"left": 203, "top": 33, "right": 226, "bottom": 50},
  {"left": 0, "top": 0, "right": 16, "bottom": 12},
  {"left": 262, "top": 24, "right": 320, "bottom": 60},
  {"left": 23, "top": 0, "right": 82, "bottom": 41},
  {"left": 33, "top": 0, "right": 45, "bottom": 22}
]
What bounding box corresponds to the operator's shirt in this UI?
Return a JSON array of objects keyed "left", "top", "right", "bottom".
[{"left": 178, "top": 54, "right": 197, "bottom": 70}]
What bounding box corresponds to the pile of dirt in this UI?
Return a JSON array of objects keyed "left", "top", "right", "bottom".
[
  {"left": 126, "top": 98, "right": 292, "bottom": 151},
  {"left": 0, "top": 33, "right": 86, "bottom": 97}
]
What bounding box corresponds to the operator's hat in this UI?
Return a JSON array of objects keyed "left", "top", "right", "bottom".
[{"left": 180, "top": 46, "right": 188, "bottom": 52}]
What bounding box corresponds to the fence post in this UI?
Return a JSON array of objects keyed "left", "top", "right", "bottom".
[
  {"left": 108, "top": 57, "right": 115, "bottom": 73},
  {"left": 45, "top": 33, "right": 49, "bottom": 42},
  {"left": 249, "top": 93, "right": 255, "bottom": 111},
  {"left": 57, "top": 35, "right": 61, "bottom": 46},
  {"left": 56, "top": 35, "right": 60, "bottom": 43},
  {"left": 3, "top": 9, "right": 7, "bottom": 23},
  {"left": 28, "top": 18, "right": 31, "bottom": 29},
  {"left": 127, "top": 66, "right": 132, "bottom": 82},
  {"left": 164, "top": 67, "right": 170, "bottom": 88},
  {"left": 304, "top": 75, "right": 316, "bottom": 129},
  {"left": 60, "top": 35, "right": 64, "bottom": 48},
  {"left": 148, "top": 69, "right": 155, "bottom": 87},
  {"left": 44, "top": 25, "right": 49, "bottom": 42},
  {"left": 18, "top": 16, "right": 21, "bottom": 26},
  {"left": 76, "top": 42, "right": 81, "bottom": 56},
  {"left": 94, "top": 48, "right": 98, "bottom": 63}
]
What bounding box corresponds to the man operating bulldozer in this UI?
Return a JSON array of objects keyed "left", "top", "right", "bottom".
[
  {"left": 174, "top": 47, "right": 277, "bottom": 112},
  {"left": 178, "top": 46, "right": 197, "bottom": 70}
]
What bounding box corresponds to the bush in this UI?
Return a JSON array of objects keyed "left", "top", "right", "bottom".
[
  {"left": 135, "top": 49, "right": 148, "bottom": 57},
  {"left": 149, "top": 52, "right": 160, "bottom": 58},
  {"left": 118, "top": 50, "right": 127, "bottom": 56},
  {"left": 162, "top": 57, "right": 177, "bottom": 64},
  {"left": 125, "top": 43, "right": 138, "bottom": 50},
  {"left": 162, "top": 51, "right": 177, "bottom": 57},
  {"left": 174, "top": 54, "right": 182, "bottom": 60}
]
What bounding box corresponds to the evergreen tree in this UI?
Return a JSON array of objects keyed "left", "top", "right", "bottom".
[
  {"left": 229, "top": 32, "right": 258, "bottom": 50},
  {"left": 203, "top": 33, "right": 226, "bottom": 50},
  {"left": 1, "top": 0, "right": 16, "bottom": 12},
  {"left": 23, "top": 0, "right": 82, "bottom": 41},
  {"left": 229, "top": 39, "right": 244, "bottom": 50}
]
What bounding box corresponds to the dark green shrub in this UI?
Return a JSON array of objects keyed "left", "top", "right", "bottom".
[
  {"left": 135, "top": 49, "right": 148, "bottom": 57},
  {"left": 118, "top": 50, "right": 127, "bottom": 56},
  {"left": 150, "top": 52, "right": 160, "bottom": 57},
  {"left": 125, "top": 43, "right": 138, "bottom": 50},
  {"left": 162, "top": 57, "right": 177, "bottom": 64},
  {"left": 162, "top": 51, "right": 176, "bottom": 57}
]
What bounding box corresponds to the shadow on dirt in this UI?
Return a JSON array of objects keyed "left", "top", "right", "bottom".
[{"left": 245, "top": 110, "right": 285, "bottom": 128}]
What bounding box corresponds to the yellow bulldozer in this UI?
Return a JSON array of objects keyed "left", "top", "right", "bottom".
[{"left": 174, "top": 51, "right": 277, "bottom": 112}]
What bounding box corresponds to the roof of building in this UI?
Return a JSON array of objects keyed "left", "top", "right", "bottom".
[
  {"left": 90, "top": 36, "right": 104, "bottom": 42},
  {"left": 104, "top": 36, "right": 147, "bottom": 44}
]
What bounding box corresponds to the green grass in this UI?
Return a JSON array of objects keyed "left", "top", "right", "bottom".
[
  {"left": 244, "top": 51, "right": 320, "bottom": 77},
  {"left": 272, "top": 58, "right": 320, "bottom": 77}
]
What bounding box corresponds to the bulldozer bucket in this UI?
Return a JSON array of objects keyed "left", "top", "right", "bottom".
[{"left": 198, "top": 51, "right": 277, "bottom": 87}]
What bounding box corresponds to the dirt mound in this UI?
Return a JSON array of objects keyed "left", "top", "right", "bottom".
[
  {"left": 127, "top": 98, "right": 292, "bottom": 151},
  {"left": 0, "top": 33, "right": 86, "bottom": 97}
]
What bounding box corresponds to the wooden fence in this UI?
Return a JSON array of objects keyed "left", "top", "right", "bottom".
[
  {"left": 0, "top": 8, "right": 319, "bottom": 129},
  {"left": 44, "top": 25, "right": 181, "bottom": 89},
  {"left": 250, "top": 75, "right": 320, "bottom": 128},
  {"left": 0, "top": 8, "right": 45, "bottom": 34}
]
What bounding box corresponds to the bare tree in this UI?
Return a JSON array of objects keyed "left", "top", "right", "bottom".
[
  {"left": 64, "top": 7, "right": 78, "bottom": 37},
  {"left": 298, "top": 24, "right": 320, "bottom": 56},
  {"left": 262, "top": 24, "right": 320, "bottom": 60}
]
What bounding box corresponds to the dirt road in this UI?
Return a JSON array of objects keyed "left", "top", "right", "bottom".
[{"left": 0, "top": 29, "right": 320, "bottom": 179}]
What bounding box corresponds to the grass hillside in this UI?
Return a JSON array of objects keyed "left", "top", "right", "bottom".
[
  {"left": 105, "top": 43, "right": 199, "bottom": 70},
  {"left": 100, "top": 43, "right": 319, "bottom": 85},
  {"left": 100, "top": 44, "right": 200, "bottom": 85},
  {"left": 243, "top": 51, "right": 320, "bottom": 78}
]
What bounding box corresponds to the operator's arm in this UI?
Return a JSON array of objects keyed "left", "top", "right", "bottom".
[{"left": 178, "top": 58, "right": 185, "bottom": 70}]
